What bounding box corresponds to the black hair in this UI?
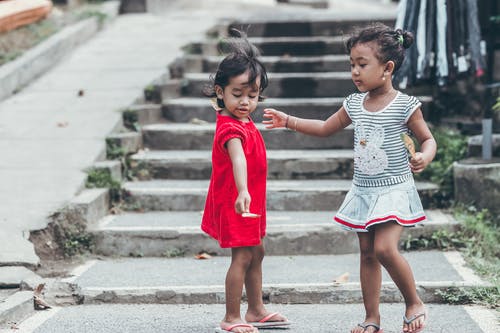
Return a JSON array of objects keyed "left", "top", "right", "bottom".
[
  {"left": 346, "top": 23, "right": 414, "bottom": 72},
  {"left": 204, "top": 29, "right": 268, "bottom": 109}
]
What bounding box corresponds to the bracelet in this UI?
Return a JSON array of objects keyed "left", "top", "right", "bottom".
[{"left": 285, "top": 115, "right": 290, "bottom": 129}]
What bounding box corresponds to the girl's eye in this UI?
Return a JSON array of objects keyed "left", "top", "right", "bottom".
[
  {"left": 249, "top": 95, "right": 257, "bottom": 99},
  {"left": 232, "top": 94, "right": 242, "bottom": 98}
]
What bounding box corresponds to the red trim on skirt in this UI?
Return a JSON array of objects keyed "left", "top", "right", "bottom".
[{"left": 334, "top": 214, "right": 426, "bottom": 230}]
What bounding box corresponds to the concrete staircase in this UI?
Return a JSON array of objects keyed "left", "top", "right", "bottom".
[{"left": 29, "top": 17, "right": 494, "bottom": 333}]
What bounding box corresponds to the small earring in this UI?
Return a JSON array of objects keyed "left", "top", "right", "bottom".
[{"left": 382, "top": 76, "right": 386, "bottom": 81}]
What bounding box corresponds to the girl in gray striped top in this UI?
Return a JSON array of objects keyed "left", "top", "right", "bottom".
[{"left": 263, "top": 23, "right": 436, "bottom": 333}]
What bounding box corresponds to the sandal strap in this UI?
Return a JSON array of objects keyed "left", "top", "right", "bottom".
[
  {"left": 258, "top": 312, "right": 279, "bottom": 323},
  {"left": 358, "top": 322, "right": 380, "bottom": 331},
  {"left": 225, "top": 323, "right": 254, "bottom": 331},
  {"left": 403, "top": 312, "right": 426, "bottom": 324}
]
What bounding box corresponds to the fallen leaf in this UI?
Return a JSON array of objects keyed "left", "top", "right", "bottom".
[
  {"left": 194, "top": 252, "right": 212, "bottom": 260},
  {"left": 78, "top": 89, "right": 85, "bottom": 97},
  {"left": 56, "top": 121, "right": 69, "bottom": 128},
  {"left": 333, "top": 272, "right": 349, "bottom": 284}
]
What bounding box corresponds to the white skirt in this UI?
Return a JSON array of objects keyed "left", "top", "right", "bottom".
[{"left": 334, "top": 177, "right": 426, "bottom": 232}]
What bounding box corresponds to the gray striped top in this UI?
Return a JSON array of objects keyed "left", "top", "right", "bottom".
[{"left": 343, "top": 91, "right": 421, "bottom": 187}]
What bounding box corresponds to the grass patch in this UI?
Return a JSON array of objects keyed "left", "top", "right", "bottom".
[
  {"left": 86, "top": 168, "right": 122, "bottom": 203},
  {"left": 403, "top": 206, "right": 499, "bottom": 309},
  {"left": 0, "top": 2, "right": 109, "bottom": 66}
]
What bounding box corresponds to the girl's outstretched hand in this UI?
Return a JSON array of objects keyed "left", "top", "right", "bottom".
[
  {"left": 263, "top": 108, "right": 288, "bottom": 129},
  {"left": 409, "top": 152, "right": 428, "bottom": 173}
]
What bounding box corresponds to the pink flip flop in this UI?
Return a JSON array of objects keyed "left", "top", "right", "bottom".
[
  {"left": 215, "top": 323, "right": 256, "bottom": 333},
  {"left": 248, "top": 312, "right": 291, "bottom": 328}
]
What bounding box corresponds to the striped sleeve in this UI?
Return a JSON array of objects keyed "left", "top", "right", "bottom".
[
  {"left": 342, "top": 93, "right": 355, "bottom": 120},
  {"left": 404, "top": 95, "right": 422, "bottom": 122}
]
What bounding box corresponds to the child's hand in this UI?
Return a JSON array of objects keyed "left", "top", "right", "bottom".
[
  {"left": 235, "top": 190, "right": 251, "bottom": 214},
  {"left": 263, "top": 108, "right": 288, "bottom": 129},
  {"left": 409, "top": 152, "right": 428, "bottom": 173}
]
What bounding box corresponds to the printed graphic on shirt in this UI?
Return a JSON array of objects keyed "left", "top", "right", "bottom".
[{"left": 354, "top": 123, "right": 388, "bottom": 175}]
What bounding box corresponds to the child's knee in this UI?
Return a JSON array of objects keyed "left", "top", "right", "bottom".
[{"left": 374, "top": 245, "right": 398, "bottom": 263}]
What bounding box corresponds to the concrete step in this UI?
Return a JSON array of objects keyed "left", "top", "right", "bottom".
[
  {"left": 69, "top": 251, "right": 490, "bottom": 305},
  {"left": 176, "top": 72, "right": 432, "bottom": 99},
  {"left": 162, "top": 97, "right": 344, "bottom": 123},
  {"left": 130, "top": 149, "right": 354, "bottom": 180},
  {"left": 467, "top": 134, "right": 500, "bottom": 158},
  {"left": 227, "top": 18, "right": 395, "bottom": 37},
  {"left": 121, "top": 179, "right": 439, "bottom": 211},
  {"left": 181, "top": 54, "right": 349, "bottom": 73},
  {"left": 162, "top": 96, "right": 433, "bottom": 123},
  {"left": 90, "top": 210, "right": 458, "bottom": 257},
  {"left": 182, "top": 72, "right": 354, "bottom": 98},
  {"left": 141, "top": 123, "right": 354, "bottom": 150},
  {"left": 18, "top": 303, "right": 497, "bottom": 333},
  {"left": 186, "top": 36, "right": 347, "bottom": 56}
]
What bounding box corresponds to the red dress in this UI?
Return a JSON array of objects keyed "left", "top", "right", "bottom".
[{"left": 201, "top": 112, "right": 267, "bottom": 248}]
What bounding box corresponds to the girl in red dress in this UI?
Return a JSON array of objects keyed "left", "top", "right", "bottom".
[{"left": 202, "top": 30, "right": 289, "bottom": 333}]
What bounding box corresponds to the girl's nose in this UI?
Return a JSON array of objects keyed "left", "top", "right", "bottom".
[{"left": 240, "top": 97, "right": 249, "bottom": 105}]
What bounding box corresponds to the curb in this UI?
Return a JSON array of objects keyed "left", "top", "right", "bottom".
[
  {"left": 0, "top": 1, "right": 120, "bottom": 102},
  {"left": 80, "top": 280, "right": 493, "bottom": 305},
  {"left": 0, "top": 291, "right": 33, "bottom": 329}
]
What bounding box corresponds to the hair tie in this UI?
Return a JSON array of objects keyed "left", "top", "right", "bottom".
[{"left": 397, "top": 34, "right": 404, "bottom": 45}]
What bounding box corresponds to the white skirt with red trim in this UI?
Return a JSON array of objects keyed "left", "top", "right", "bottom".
[{"left": 333, "top": 177, "right": 426, "bottom": 232}]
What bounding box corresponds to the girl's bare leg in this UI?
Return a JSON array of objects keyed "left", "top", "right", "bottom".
[
  {"left": 244, "top": 244, "right": 287, "bottom": 323},
  {"left": 222, "top": 247, "right": 258, "bottom": 333},
  {"left": 373, "top": 222, "right": 426, "bottom": 333},
  {"left": 351, "top": 231, "right": 382, "bottom": 333}
]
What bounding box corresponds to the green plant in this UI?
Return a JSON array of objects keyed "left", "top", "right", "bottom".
[
  {"left": 402, "top": 229, "right": 466, "bottom": 251},
  {"left": 414, "top": 127, "right": 468, "bottom": 207},
  {"left": 106, "top": 139, "right": 126, "bottom": 159},
  {"left": 122, "top": 109, "right": 139, "bottom": 131},
  {"left": 435, "top": 286, "right": 499, "bottom": 308},
  {"left": 163, "top": 248, "right": 185, "bottom": 258},
  {"left": 86, "top": 168, "right": 122, "bottom": 203}
]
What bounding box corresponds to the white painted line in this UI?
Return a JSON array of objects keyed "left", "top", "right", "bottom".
[
  {"left": 464, "top": 305, "right": 500, "bottom": 333},
  {"left": 9, "top": 307, "right": 62, "bottom": 333},
  {"left": 443, "top": 251, "right": 487, "bottom": 284},
  {"left": 61, "top": 260, "right": 97, "bottom": 283}
]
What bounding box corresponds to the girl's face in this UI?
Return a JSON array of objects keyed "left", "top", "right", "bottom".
[
  {"left": 216, "top": 70, "right": 260, "bottom": 121},
  {"left": 349, "top": 42, "right": 388, "bottom": 92}
]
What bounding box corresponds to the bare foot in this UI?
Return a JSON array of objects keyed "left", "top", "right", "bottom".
[
  {"left": 220, "top": 321, "right": 258, "bottom": 333},
  {"left": 403, "top": 303, "right": 427, "bottom": 333}
]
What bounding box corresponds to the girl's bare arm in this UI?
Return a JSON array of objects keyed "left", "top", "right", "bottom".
[
  {"left": 407, "top": 108, "right": 437, "bottom": 173},
  {"left": 226, "top": 138, "right": 251, "bottom": 214},
  {"left": 263, "top": 107, "right": 352, "bottom": 137}
]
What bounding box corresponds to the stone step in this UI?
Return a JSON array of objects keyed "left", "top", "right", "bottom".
[
  {"left": 467, "top": 134, "right": 500, "bottom": 157},
  {"left": 227, "top": 18, "right": 395, "bottom": 37},
  {"left": 70, "top": 251, "right": 490, "bottom": 305},
  {"left": 90, "top": 210, "right": 458, "bottom": 257},
  {"left": 121, "top": 179, "right": 439, "bottom": 211},
  {"left": 186, "top": 36, "right": 347, "bottom": 56},
  {"left": 141, "top": 123, "right": 354, "bottom": 150},
  {"left": 175, "top": 72, "right": 432, "bottom": 99},
  {"left": 182, "top": 72, "right": 354, "bottom": 98},
  {"left": 130, "top": 149, "right": 353, "bottom": 180},
  {"left": 181, "top": 54, "right": 349, "bottom": 73},
  {"left": 20, "top": 303, "right": 496, "bottom": 333},
  {"left": 162, "top": 96, "right": 433, "bottom": 123}
]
